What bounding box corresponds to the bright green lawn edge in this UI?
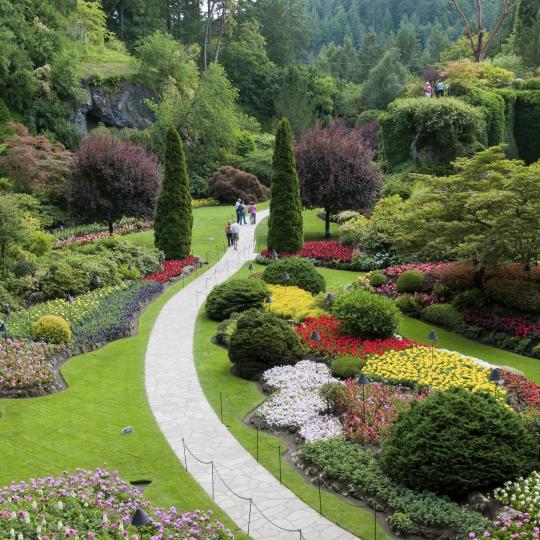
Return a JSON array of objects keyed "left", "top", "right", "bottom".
[{"left": 0, "top": 204, "right": 260, "bottom": 540}]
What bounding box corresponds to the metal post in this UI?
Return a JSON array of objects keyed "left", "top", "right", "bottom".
[
  {"left": 182, "top": 438, "right": 188, "bottom": 471},
  {"left": 374, "top": 508, "right": 377, "bottom": 539},
  {"left": 247, "top": 499, "right": 252, "bottom": 535},
  {"left": 220, "top": 392, "right": 223, "bottom": 423},
  {"left": 318, "top": 475, "right": 322, "bottom": 515},
  {"left": 362, "top": 384, "right": 366, "bottom": 423},
  {"left": 256, "top": 428, "right": 259, "bottom": 462},
  {"left": 278, "top": 445, "right": 282, "bottom": 484}
]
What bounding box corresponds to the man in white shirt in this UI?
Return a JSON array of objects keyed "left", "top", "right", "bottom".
[{"left": 231, "top": 221, "right": 240, "bottom": 250}]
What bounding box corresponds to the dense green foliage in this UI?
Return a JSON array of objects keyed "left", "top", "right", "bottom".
[
  {"left": 300, "top": 437, "right": 492, "bottom": 536},
  {"left": 228, "top": 308, "right": 304, "bottom": 379},
  {"left": 514, "top": 90, "right": 540, "bottom": 164},
  {"left": 421, "top": 303, "right": 466, "bottom": 332},
  {"left": 31, "top": 314, "right": 72, "bottom": 344},
  {"left": 261, "top": 258, "right": 325, "bottom": 295},
  {"left": 380, "top": 388, "right": 538, "bottom": 498},
  {"left": 395, "top": 270, "right": 424, "bottom": 293},
  {"left": 331, "top": 355, "right": 363, "bottom": 379},
  {"left": 333, "top": 289, "right": 400, "bottom": 339},
  {"left": 267, "top": 119, "right": 304, "bottom": 254},
  {"left": 205, "top": 279, "right": 268, "bottom": 322},
  {"left": 154, "top": 128, "right": 192, "bottom": 259}
]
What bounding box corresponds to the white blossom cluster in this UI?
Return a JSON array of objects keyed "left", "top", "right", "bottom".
[{"left": 494, "top": 470, "right": 540, "bottom": 514}]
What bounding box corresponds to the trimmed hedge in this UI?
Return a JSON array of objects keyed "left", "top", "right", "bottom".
[
  {"left": 514, "top": 90, "right": 540, "bottom": 164},
  {"left": 331, "top": 355, "right": 363, "bottom": 379},
  {"left": 31, "top": 315, "right": 72, "bottom": 344},
  {"left": 421, "top": 303, "right": 465, "bottom": 332},
  {"left": 261, "top": 258, "right": 325, "bottom": 295},
  {"left": 205, "top": 279, "right": 268, "bottom": 321},
  {"left": 395, "top": 270, "right": 424, "bottom": 293},
  {"left": 380, "top": 388, "right": 538, "bottom": 498},
  {"left": 228, "top": 309, "right": 304, "bottom": 379}
]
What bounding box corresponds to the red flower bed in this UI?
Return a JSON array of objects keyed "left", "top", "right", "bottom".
[
  {"left": 375, "top": 281, "right": 398, "bottom": 298},
  {"left": 261, "top": 241, "right": 354, "bottom": 263},
  {"left": 143, "top": 255, "right": 199, "bottom": 283},
  {"left": 296, "top": 315, "right": 417, "bottom": 358},
  {"left": 462, "top": 309, "right": 540, "bottom": 341},
  {"left": 54, "top": 221, "right": 153, "bottom": 248},
  {"left": 383, "top": 262, "right": 452, "bottom": 278},
  {"left": 501, "top": 371, "right": 540, "bottom": 412}
]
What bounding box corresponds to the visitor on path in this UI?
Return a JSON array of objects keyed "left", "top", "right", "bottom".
[
  {"left": 225, "top": 220, "right": 233, "bottom": 247},
  {"left": 231, "top": 221, "right": 240, "bottom": 250},
  {"left": 236, "top": 200, "right": 243, "bottom": 224},
  {"left": 249, "top": 202, "right": 257, "bottom": 224},
  {"left": 239, "top": 200, "right": 247, "bottom": 225},
  {"left": 424, "top": 82, "right": 432, "bottom": 98},
  {"left": 435, "top": 80, "right": 445, "bottom": 98}
]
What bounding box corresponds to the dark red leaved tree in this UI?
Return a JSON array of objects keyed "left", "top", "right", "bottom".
[
  {"left": 296, "top": 122, "right": 382, "bottom": 237},
  {"left": 70, "top": 133, "right": 162, "bottom": 234}
]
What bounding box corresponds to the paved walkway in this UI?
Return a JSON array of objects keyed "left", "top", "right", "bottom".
[{"left": 145, "top": 210, "right": 358, "bottom": 540}]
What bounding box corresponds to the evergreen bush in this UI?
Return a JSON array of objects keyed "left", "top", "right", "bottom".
[
  {"left": 333, "top": 289, "right": 399, "bottom": 339},
  {"left": 396, "top": 270, "right": 424, "bottom": 293},
  {"left": 421, "top": 304, "right": 465, "bottom": 332},
  {"left": 369, "top": 271, "right": 387, "bottom": 287},
  {"left": 514, "top": 90, "right": 540, "bottom": 164},
  {"left": 32, "top": 315, "right": 72, "bottom": 344},
  {"left": 205, "top": 279, "right": 268, "bottom": 321},
  {"left": 228, "top": 309, "right": 304, "bottom": 379},
  {"left": 395, "top": 295, "right": 423, "bottom": 317},
  {"left": 380, "top": 388, "right": 538, "bottom": 498},
  {"left": 331, "top": 355, "right": 363, "bottom": 379},
  {"left": 451, "top": 289, "right": 486, "bottom": 310},
  {"left": 267, "top": 118, "right": 303, "bottom": 253},
  {"left": 261, "top": 258, "right": 325, "bottom": 295},
  {"left": 154, "top": 128, "right": 193, "bottom": 259}
]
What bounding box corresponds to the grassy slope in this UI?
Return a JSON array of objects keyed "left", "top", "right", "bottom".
[{"left": 0, "top": 205, "right": 253, "bottom": 539}]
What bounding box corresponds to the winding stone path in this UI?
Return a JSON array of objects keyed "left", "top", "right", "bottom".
[{"left": 145, "top": 210, "right": 358, "bottom": 540}]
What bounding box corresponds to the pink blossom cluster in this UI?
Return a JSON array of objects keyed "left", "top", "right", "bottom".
[
  {"left": 383, "top": 262, "right": 452, "bottom": 278},
  {"left": 54, "top": 221, "right": 153, "bottom": 248},
  {"left": 471, "top": 510, "right": 540, "bottom": 539}
]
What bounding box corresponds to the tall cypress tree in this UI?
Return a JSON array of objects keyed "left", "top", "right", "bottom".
[
  {"left": 154, "top": 127, "right": 193, "bottom": 259},
  {"left": 267, "top": 118, "right": 303, "bottom": 253}
]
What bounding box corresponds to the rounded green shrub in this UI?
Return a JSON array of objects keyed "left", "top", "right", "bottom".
[
  {"left": 333, "top": 289, "right": 399, "bottom": 339},
  {"left": 205, "top": 279, "right": 268, "bottom": 321},
  {"left": 388, "top": 513, "right": 414, "bottom": 535},
  {"left": 451, "top": 288, "right": 486, "bottom": 310},
  {"left": 395, "top": 294, "right": 422, "bottom": 317},
  {"left": 31, "top": 315, "right": 72, "bottom": 344},
  {"left": 12, "top": 259, "right": 37, "bottom": 278},
  {"left": 262, "top": 258, "right": 325, "bottom": 295},
  {"left": 228, "top": 309, "right": 304, "bottom": 379},
  {"left": 41, "top": 263, "right": 89, "bottom": 299},
  {"left": 421, "top": 303, "right": 465, "bottom": 332},
  {"left": 331, "top": 355, "right": 363, "bottom": 379},
  {"left": 396, "top": 270, "right": 424, "bottom": 293},
  {"left": 369, "top": 271, "right": 387, "bottom": 288},
  {"left": 380, "top": 388, "right": 538, "bottom": 498}
]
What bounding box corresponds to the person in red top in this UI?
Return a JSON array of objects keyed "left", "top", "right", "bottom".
[
  {"left": 249, "top": 202, "right": 257, "bottom": 225},
  {"left": 424, "top": 82, "right": 432, "bottom": 98}
]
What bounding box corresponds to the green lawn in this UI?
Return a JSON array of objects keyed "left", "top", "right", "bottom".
[{"left": 0, "top": 205, "right": 252, "bottom": 539}]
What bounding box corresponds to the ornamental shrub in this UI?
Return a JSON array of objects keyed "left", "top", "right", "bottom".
[
  {"left": 421, "top": 303, "right": 465, "bottom": 332},
  {"left": 12, "top": 259, "right": 37, "bottom": 278},
  {"left": 205, "top": 279, "right": 268, "bottom": 321},
  {"left": 40, "top": 263, "right": 89, "bottom": 299},
  {"left": 228, "top": 309, "right": 304, "bottom": 379},
  {"left": 31, "top": 315, "right": 72, "bottom": 344},
  {"left": 339, "top": 215, "right": 368, "bottom": 247},
  {"left": 154, "top": 128, "right": 193, "bottom": 259},
  {"left": 267, "top": 118, "right": 304, "bottom": 254},
  {"left": 439, "top": 263, "right": 475, "bottom": 291},
  {"left": 319, "top": 382, "right": 349, "bottom": 415},
  {"left": 207, "top": 166, "right": 269, "bottom": 204},
  {"left": 514, "top": 90, "right": 540, "bottom": 164},
  {"left": 331, "top": 355, "right": 363, "bottom": 379},
  {"left": 333, "top": 289, "right": 399, "bottom": 339},
  {"left": 262, "top": 258, "right": 325, "bottom": 295},
  {"left": 388, "top": 513, "right": 414, "bottom": 535},
  {"left": 369, "top": 271, "right": 387, "bottom": 288},
  {"left": 395, "top": 270, "right": 424, "bottom": 293},
  {"left": 484, "top": 277, "right": 540, "bottom": 314},
  {"left": 452, "top": 289, "right": 486, "bottom": 310},
  {"left": 395, "top": 294, "right": 423, "bottom": 317},
  {"left": 215, "top": 312, "right": 242, "bottom": 347},
  {"left": 380, "top": 388, "right": 538, "bottom": 498}
]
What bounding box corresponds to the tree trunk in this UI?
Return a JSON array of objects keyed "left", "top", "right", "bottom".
[
  {"left": 108, "top": 221, "right": 114, "bottom": 236},
  {"left": 325, "top": 208, "right": 332, "bottom": 238}
]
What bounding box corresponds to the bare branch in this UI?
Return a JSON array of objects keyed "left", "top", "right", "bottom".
[{"left": 449, "top": 0, "right": 476, "bottom": 54}]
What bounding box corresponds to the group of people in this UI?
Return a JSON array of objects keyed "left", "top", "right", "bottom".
[
  {"left": 225, "top": 199, "right": 257, "bottom": 250},
  {"left": 423, "top": 80, "right": 445, "bottom": 98}
]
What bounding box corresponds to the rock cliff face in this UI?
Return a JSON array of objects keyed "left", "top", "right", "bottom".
[{"left": 72, "top": 81, "right": 156, "bottom": 135}]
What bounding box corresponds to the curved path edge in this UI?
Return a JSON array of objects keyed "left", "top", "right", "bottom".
[{"left": 145, "top": 210, "right": 358, "bottom": 540}]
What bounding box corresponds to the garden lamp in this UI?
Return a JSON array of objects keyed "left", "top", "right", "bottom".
[
  {"left": 131, "top": 508, "right": 151, "bottom": 527},
  {"left": 310, "top": 331, "right": 321, "bottom": 342},
  {"left": 248, "top": 263, "right": 255, "bottom": 276},
  {"left": 489, "top": 368, "right": 502, "bottom": 383},
  {"left": 325, "top": 293, "right": 335, "bottom": 304},
  {"left": 271, "top": 249, "right": 278, "bottom": 260},
  {"left": 65, "top": 294, "right": 74, "bottom": 304},
  {"left": 282, "top": 272, "right": 290, "bottom": 281},
  {"left": 357, "top": 373, "right": 370, "bottom": 423},
  {"left": 265, "top": 295, "right": 272, "bottom": 309},
  {"left": 127, "top": 264, "right": 134, "bottom": 271},
  {"left": 159, "top": 252, "right": 165, "bottom": 264},
  {"left": 427, "top": 330, "right": 438, "bottom": 342},
  {"left": 0, "top": 321, "right": 7, "bottom": 341},
  {"left": 91, "top": 275, "right": 102, "bottom": 289},
  {"left": 2, "top": 303, "right": 10, "bottom": 316}
]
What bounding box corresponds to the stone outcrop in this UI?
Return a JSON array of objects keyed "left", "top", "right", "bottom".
[{"left": 72, "top": 81, "right": 156, "bottom": 135}]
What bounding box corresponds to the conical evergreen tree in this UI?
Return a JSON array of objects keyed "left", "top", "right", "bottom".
[
  {"left": 267, "top": 118, "right": 303, "bottom": 253},
  {"left": 154, "top": 127, "right": 193, "bottom": 259}
]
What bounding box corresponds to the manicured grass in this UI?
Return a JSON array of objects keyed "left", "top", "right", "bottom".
[
  {"left": 194, "top": 263, "right": 393, "bottom": 540},
  {"left": 0, "top": 206, "right": 252, "bottom": 539}
]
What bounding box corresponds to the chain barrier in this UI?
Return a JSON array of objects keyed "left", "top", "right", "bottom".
[{"left": 182, "top": 438, "right": 303, "bottom": 539}]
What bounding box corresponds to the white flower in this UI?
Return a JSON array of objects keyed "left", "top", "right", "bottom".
[
  {"left": 57, "top": 500, "right": 64, "bottom": 511},
  {"left": 57, "top": 520, "right": 64, "bottom": 531}
]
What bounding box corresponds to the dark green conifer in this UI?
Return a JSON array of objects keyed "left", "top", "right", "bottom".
[
  {"left": 267, "top": 118, "right": 303, "bottom": 253},
  {"left": 154, "top": 128, "right": 193, "bottom": 259}
]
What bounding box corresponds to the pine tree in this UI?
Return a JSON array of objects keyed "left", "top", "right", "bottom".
[
  {"left": 513, "top": 0, "right": 540, "bottom": 67},
  {"left": 267, "top": 118, "right": 303, "bottom": 253},
  {"left": 154, "top": 127, "right": 193, "bottom": 259}
]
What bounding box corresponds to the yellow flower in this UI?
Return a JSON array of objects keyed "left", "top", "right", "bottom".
[{"left": 264, "top": 284, "right": 326, "bottom": 322}]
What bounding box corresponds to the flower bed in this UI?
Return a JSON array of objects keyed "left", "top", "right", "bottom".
[
  {"left": 0, "top": 339, "right": 54, "bottom": 396},
  {"left": 254, "top": 361, "right": 342, "bottom": 442},
  {"left": 473, "top": 510, "right": 540, "bottom": 539},
  {"left": 364, "top": 347, "right": 506, "bottom": 399},
  {"left": 261, "top": 241, "right": 354, "bottom": 263},
  {"left": 494, "top": 471, "right": 540, "bottom": 515},
  {"left": 343, "top": 379, "right": 428, "bottom": 445},
  {"left": 463, "top": 309, "right": 540, "bottom": 341},
  {"left": 192, "top": 197, "right": 221, "bottom": 208},
  {"left": 383, "top": 262, "right": 452, "bottom": 278},
  {"left": 143, "top": 256, "right": 200, "bottom": 284},
  {"left": 0, "top": 468, "right": 233, "bottom": 539},
  {"left": 264, "top": 284, "right": 325, "bottom": 321},
  {"left": 501, "top": 371, "right": 540, "bottom": 412},
  {"left": 296, "top": 315, "right": 416, "bottom": 358}
]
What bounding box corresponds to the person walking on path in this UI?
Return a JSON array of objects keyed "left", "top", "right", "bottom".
[
  {"left": 435, "top": 80, "right": 445, "bottom": 98},
  {"left": 235, "top": 199, "right": 242, "bottom": 224},
  {"left": 249, "top": 202, "right": 257, "bottom": 225},
  {"left": 231, "top": 221, "right": 240, "bottom": 250},
  {"left": 424, "top": 81, "right": 432, "bottom": 97},
  {"left": 225, "top": 220, "right": 233, "bottom": 247},
  {"left": 240, "top": 200, "right": 247, "bottom": 225}
]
